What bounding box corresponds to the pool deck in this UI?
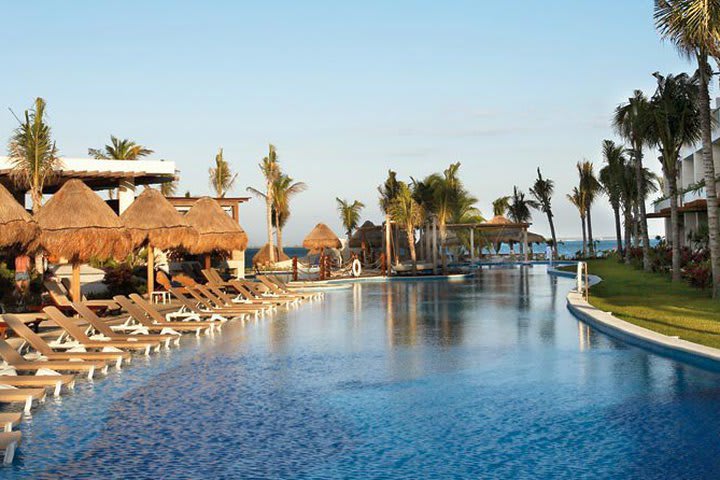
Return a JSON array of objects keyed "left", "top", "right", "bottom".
[{"left": 548, "top": 266, "right": 720, "bottom": 372}]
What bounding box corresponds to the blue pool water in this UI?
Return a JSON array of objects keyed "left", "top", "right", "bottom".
[{"left": 3, "top": 267, "right": 720, "bottom": 479}]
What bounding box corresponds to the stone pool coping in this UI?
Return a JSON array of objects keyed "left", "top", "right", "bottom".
[{"left": 548, "top": 265, "right": 720, "bottom": 372}]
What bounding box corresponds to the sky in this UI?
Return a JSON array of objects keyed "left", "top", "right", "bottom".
[{"left": 0, "top": 1, "right": 697, "bottom": 246}]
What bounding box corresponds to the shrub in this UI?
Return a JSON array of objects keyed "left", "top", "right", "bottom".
[
  {"left": 683, "top": 261, "right": 712, "bottom": 289},
  {"left": 103, "top": 263, "right": 145, "bottom": 297}
]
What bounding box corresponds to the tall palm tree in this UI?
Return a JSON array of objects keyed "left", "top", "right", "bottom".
[
  {"left": 614, "top": 90, "right": 654, "bottom": 271},
  {"left": 209, "top": 148, "right": 238, "bottom": 197},
  {"left": 599, "top": 141, "right": 628, "bottom": 256},
  {"left": 247, "top": 145, "right": 280, "bottom": 263},
  {"left": 508, "top": 186, "right": 538, "bottom": 257},
  {"left": 270, "top": 174, "right": 306, "bottom": 256},
  {"left": 577, "top": 161, "right": 601, "bottom": 256},
  {"left": 388, "top": 182, "right": 424, "bottom": 274},
  {"left": 655, "top": 0, "right": 720, "bottom": 297},
  {"left": 648, "top": 72, "right": 702, "bottom": 281},
  {"left": 567, "top": 187, "right": 588, "bottom": 257},
  {"left": 88, "top": 136, "right": 153, "bottom": 160},
  {"left": 336, "top": 198, "right": 365, "bottom": 248},
  {"left": 492, "top": 196, "right": 511, "bottom": 216},
  {"left": 8, "top": 97, "right": 60, "bottom": 214},
  {"left": 377, "top": 170, "right": 401, "bottom": 214},
  {"left": 529, "top": 168, "right": 558, "bottom": 256},
  {"left": 160, "top": 171, "right": 179, "bottom": 197}
]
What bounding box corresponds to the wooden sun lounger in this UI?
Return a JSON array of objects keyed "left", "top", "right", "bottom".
[
  {"left": 43, "top": 307, "right": 157, "bottom": 356},
  {"left": 0, "top": 431, "right": 21, "bottom": 464},
  {"left": 44, "top": 280, "right": 119, "bottom": 313},
  {"left": 116, "top": 296, "right": 216, "bottom": 336},
  {"left": 0, "top": 388, "right": 45, "bottom": 414},
  {"left": 4, "top": 315, "right": 130, "bottom": 369},
  {"left": 0, "top": 338, "right": 106, "bottom": 381},
  {"left": 0, "top": 413, "right": 21, "bottom": 432},
  {"left": 163, "top": 286, "right": 247, "bottom": 321},
  {"left": 0, "top": 374, "right": 75, "bottom": 398},
  {"left": 191, "top": 284, "right": 268, "bottom": 314},
  {"left": 71, "top": 303, "right": 178, "bottom": 349},
  {"left": 201, "top": 270, "right": 294, "bottom": 306}
]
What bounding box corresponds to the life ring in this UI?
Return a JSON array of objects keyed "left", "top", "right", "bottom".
[{"left": 351, "top": 259, "right": 362, "bottom": 277}]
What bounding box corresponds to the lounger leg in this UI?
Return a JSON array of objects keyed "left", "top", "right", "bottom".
[
  {"left": 4, "top": 422, "right": 11, "bottom": 433},
  {"left": 116, "top": 357, "right": 123, "bottom": 370},
  {"left": 4, "top": 441, "right": 16, "bottom": 464},
  {"left": 145, "top": 345, "right": 151, "bottom": 356},
  {"left": 87, "top": 366, "right": 95, "bottom": 380},
  {"left": 24, "top": 396, "right": 33, "bottom": 414},
  {"left": 54, "top": 381, "right": 62, "bottom": 397},
  {"left": 69, "top": 379, "right": 76, "bottom": 391},
  {"left": 101, "top": 365, "right": 109, "bottom": 375}
]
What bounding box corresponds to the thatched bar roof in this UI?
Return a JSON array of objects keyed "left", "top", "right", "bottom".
[
  {"left": 120, "top": 187, "right": 198, "bottom": 249},
  {"left": 303, "top": 223, "right": 341, "bottom": 251},
  {"left": 252, "top": 243, "right": 289, "bottom": 266},
  {"left": 184, "top": 197, "right": 248, "bottom": 254},
  {"left": 0, "top": 183, "right": 39, "bottom": 249},
  {"left": 34, "top": 179, "right": 131, "bottom": 262},
  {"left": 349, "top": 221, "right": 383, "bottom": 248}
]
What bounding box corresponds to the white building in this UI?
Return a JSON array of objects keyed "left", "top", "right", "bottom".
[{"left": 648, "top": 102, "right": 720, "bottom": 247}]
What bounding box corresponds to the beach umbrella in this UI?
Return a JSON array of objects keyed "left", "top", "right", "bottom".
[
  {"left": 0, "top": 183, "right": 39, "bottom": 249},
  {"left": 120, "top": 187, "right": 198, "bottom": 294},
  {"left": 184, "top": 197, "right": 248, "bottom": 269},
  {"left": 252, "top": 243, "right": 289, "bottom": 267},
  {"left": 34, "top": 179, "right": 132, "bottom": 301},
  {"left": 302, "top": 223, "right": 342, "bottom": 252}
]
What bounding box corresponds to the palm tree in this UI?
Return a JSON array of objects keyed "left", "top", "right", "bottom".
[
  {"left": 529, "top": 168, "right": 558, "bottom": 256},
  {"left": 160, "top": 172, "right": 179, "bottom": 197},
  {"left": 270, "top": 174, "right": 306, "bottom": 256},
  {"left": 8, "top": 97, "right": 60, "bottom": 214},
  {"left": 88, "top": 136, "right": 153, "bottom": 160},
  {"left": 492, "top": 196, "right": 511, "bottom": 216},
  {"left": 388, "top": 182, "right": 425, "bottom": 274},
  {"left": 614, "top": 90, "right": 654, "bottom": 271},
  {"left": 577, "top": 161, "right": 601, "bottom": 256},
  {"left": 599, "top": 141, "right": 627, "bottom": 256},
  {"left": 648, "top": 72, "right": 701, "bottom": 281},
  {"left": 508, "top": 187, "right": 538, "bottom": 257},
  {"left": 248, "top": 144, "right": 280, "bottom": 263},
  {"left": 377, "top": 170, "right": 401, "bottom": 213},
  {"left": 655, "top": 0, "right": 720, "bottom": 297},
  {"left": 336, "top": 198, "right": 365, "bottom": 248},
  {"left": 208, "top": 148, "right": 238, "bottom": 197},
  {"left": 567, "top": 187, "right": 588, "bottom": 257}
]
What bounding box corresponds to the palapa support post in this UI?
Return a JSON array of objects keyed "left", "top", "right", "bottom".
[
  {"left": 523, "top": 227, "right": 529, "bottom": 263},
  {"left": 292, "top": 256, "right": 298, "bottom": 281},
  {"left": 319, "top": 249, "right": 326, "bottom": 281},
  {"left": 71, "top": 262, "right": 81, "bottom": 302},
  {"left": 147, "top": 246, "right": 154, "bottom": 295},
  {"left": 204, "top": 254, "right": 211, "bottom": 270},
  {"left": 432, "top": 217, "right": 438, "bottom": 274},
  {"left": 384, "top": 215, "right": 391, "bottom": 277},
  {"left": 470, "top": 228, "right": 475, "bottom": 262},
  {"left": 380, "top": 252, "right": 387, "bottom": 276}
]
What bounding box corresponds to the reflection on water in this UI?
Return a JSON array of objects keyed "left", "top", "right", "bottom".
[{"left": 6, "top": 266, "right": 720, "bottom": 479}]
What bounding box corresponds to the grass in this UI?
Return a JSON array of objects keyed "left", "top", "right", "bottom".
[{"left": 560, "top": 258, "right": 720, "bottom": 349}]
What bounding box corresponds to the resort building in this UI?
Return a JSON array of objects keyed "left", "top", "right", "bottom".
[{"left": 648, "top": 100, "right": 720, "bottom": 247}]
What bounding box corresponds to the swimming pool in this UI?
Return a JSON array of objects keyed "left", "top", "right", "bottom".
[{"left": 4, "top": 266, "right": 720, "bottom": 479}]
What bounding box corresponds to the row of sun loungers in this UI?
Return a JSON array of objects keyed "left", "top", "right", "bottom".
[{"left": 0, "top": 270, "right": 321, "bottom": 464}]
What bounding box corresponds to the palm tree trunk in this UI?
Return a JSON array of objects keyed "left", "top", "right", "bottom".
[
  {"left": 440, "top": 226, "right": 448, "bottom": 274},
  {"left": 586, "top": 206, "right": 594, "bottom": 257},
  {"left": 623, "top": 207, "right": 632, "bottom": 264},
  {"left": 407, "top": 227, "right": 417, "bottom": 275},
  {"left": 698, "top": 54, "right": 720, "bottom": 298},
  {"left": 613, "top": 205, "right": 622, "bottom": 255},
  {"left": 632, "top": 204, "right": 640, "bottom": 248},
  {"left": 30, "top": 188, "right": 44, "bottom": 274},
  {"left": 546, "top": 211, "right": 558, "bottom": 257},
  {"left": 669, "top": 173, "right": 681, "bottom": 282},
  {"left": 275, "top": 210, "right": 284, "bottom": 257},
  {"left": 581, "top": 215, "right": 587, "bottom": 257},
  {"left": 634, "top": 148, "right": 651, "bottom": 272},
  {"left": 266, "top": 186, "right": 275, "bottom": 263}
]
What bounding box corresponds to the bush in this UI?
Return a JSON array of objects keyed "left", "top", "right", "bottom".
[
  {"left": 683, "top": 261, "right": 712, "bottom": 289},
  {"left": 102, "top": 263, "right": 146, "bottom": 297}
]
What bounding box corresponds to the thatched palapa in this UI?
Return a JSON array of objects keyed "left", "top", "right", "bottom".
[
  {"left": 303, "top": 223, "right": 341, "bottom": 251},
  {"left": 0, "top": 183, "right": 39, "bottom": 249},
  {"left": 185, "top": 197, "right": 248, "bottom": 254},
  {"left": 34, "top": 179, "right": 131, "bottom": 262},
  {"left": 120, "top": 187, "right": 198, "bottom": 249},
  {"left": 349, "top": 221, "right": 383, "bottom": 248},
  {"left": 252, "top": 243, "right": 289, "bottom": 266}
]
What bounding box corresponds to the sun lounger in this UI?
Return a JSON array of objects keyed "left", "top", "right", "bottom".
[
  {"left": 0, "top": 388, "right": 46, "bottom": 414},
  {"left": 201, "top": 269, "right": 295, "bottom": 306},
  {"left": 115, "top": 295, "right": 216, "bottom": 336},
  {"left": 4, "top": 314, "right": 130, "bottom": 369},
  {"left": 43, "top": 307, "right": 157, "bottom": 356},
  {"left": 0, "top": 374, "right": 75, "bottom": 398},
  {"left": 0, "top": 338, "right": 106, "bottom": 380},
  {"left": 44, "top": 280, "right": 119, "bottom": 313},
  {"left": 71, "top": 303, "right": 179, "bottom": 349},
  {"left": 0, "top": 413, "right": 21, "bottom": 433}
]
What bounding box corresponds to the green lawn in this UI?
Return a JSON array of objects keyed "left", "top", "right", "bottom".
[{"left": 560, "top": 259, "right": 720, "bottom": 349}]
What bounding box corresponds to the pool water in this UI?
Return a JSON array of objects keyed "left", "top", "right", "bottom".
[{"left": 3, "top": 267, "right": 720, "bottom": 479}]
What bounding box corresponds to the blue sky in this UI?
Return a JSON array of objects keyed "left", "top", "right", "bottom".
[{"left": 1, "top": 1, "right": 694, "bottom": 245}]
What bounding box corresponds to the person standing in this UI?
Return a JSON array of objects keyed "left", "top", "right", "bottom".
[
  {"left": 545, "top": 242, "right": 554, "bottom": 267},
  {"left": 14, "top": 254, "right": 31, "bottom": 299}
]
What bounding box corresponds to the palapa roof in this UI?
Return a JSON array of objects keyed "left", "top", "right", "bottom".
[
  {"left": 487, "top": 215, "right": 513, "bottom": 225},
  {"left": 252, "top": 243, "right": 290, "bottom": 266},
  {"left": 184, "top": 197, "right": 248, "bottom": 254},
  {"left": 34, "top": 179, "right": 131, "bottom": 262},
  {"left": 349, "top": 221, "right": 383, "bottom": 248},
  {"left": 303, "top": 223, "right": 341, "bottom": 250},
  {"left": 0, "top": 183, "right": 39, "bottom": 249},
  {"left": 120, "top": 187, "right": 198, "bottom": 250}
]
